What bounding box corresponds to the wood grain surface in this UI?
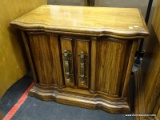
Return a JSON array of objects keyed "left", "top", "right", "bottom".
[
  {"left": 96, "top": 38, "right": 128, "bottom": 96},
  {"left": 134, "top": 0, "right": 160, "bottom": 119},
  {"left": 152, "top": 0, "right": 160, "bottom": 43},
  {"left": 60, "top": 37, "right": 75, "bottom": 87},
  {"left": 29, "top": 86, "right": 130, "bottom": 113},
  {"left": 28, "top": 33, "right": 63, "bottom": 86},
  {"left": 134, "top": 68, "right": 145, "bottom": 120},
  {"left": 11, "top": 5, "right": 149, "bottom": 38},
  {"left": 75, "top": 39, "right": 90, "bottom": 89},
  {"left": 141, "top": 27, "right": 160, "bottom": 116}
]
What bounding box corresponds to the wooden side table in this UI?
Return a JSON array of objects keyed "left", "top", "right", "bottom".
[{"left": 11, "top": 5, "right": 148, "bottom": 113}]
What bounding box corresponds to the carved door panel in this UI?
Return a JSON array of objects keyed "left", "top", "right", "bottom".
[
  {"left": 28, "top": 33, "right": 64, "bottom": 87},
  {"left": 75, "top": 39, "right": 90, "bottom": 89},
  {"left": 60, "top": 37, "right": 75, "bottom": 87},
  {"left": 60, "top": 37, "right": 90, "bottom": 89},
  {"left": 95, "top": 39, "right": 129, "bottom": 97}
]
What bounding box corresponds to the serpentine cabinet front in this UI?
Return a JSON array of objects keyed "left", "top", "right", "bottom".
[{"left": 21, "top": 31, "right": 137, "bottom": 113}]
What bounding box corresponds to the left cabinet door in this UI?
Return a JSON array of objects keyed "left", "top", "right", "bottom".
[
  {"left": 60, "top": 37, "right": 75, "bottom": 87},
  {"left": 28, "top": 32, "right": 64, "bottom": 88}
]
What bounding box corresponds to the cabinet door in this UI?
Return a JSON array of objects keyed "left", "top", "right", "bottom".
[
  {"left": 28, "top": 33, "right": 63, "bottom": 87},
  {"left": 95, "top": 39, "right": 129, "bottom": 96},
  {"left": 75, "top": 39, "right": 90, "bottom": 89},
  {"left": 60, "top": 37, "right": 75, "bottom": 87}
]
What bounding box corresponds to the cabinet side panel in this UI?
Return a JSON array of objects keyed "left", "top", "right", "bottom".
[
  {"left": 21, "top": 31, "right": 38, "bottom": 83},
  {"left": 29, "top": 34, "right": 63, "bottom": 86},
  {"left": 50, "top": 35, "right": 64, "bottom": 86},
  {"left": 122, "top": 40, "right": 138, "bottom": 97},
  {"left": 96, "top": 39, "right": 127, "bottom": 96}
]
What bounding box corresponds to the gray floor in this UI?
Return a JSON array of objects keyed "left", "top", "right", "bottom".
[{"left": 12, "top": 96, "right": 134, "bottom": 120}]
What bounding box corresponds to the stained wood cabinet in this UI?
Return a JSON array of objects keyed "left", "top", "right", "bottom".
[{"left": 11, "top": 5, "right": 149, "bottom": 113}]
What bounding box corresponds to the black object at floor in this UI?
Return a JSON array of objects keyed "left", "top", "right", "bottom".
[{"left": 0, "top": 72, "right": 134, "bottom": 120}]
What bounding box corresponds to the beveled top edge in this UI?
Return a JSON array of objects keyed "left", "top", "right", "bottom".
[
  {"left": 11, "top": 21, "right": 149, "bottom": 39},
  {"left": 11, "top": 5, "right": 149, "bottom": 39}
]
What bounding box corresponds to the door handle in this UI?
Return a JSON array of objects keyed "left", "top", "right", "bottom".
[
  {"left": 63, "top": 50, "right": 73, "bottom": 82},
  {"left": 78, "top": 51, "right": 87, "bottom": 85}
]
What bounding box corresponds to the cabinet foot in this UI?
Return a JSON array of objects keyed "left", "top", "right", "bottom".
[{"left": 29, "top": 86, "right": 130, "bottom": 113}]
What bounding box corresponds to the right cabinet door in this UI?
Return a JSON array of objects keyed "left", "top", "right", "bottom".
[
  {"left": 75, "top": 39, "right": 90, "bottom": 89},
  {"left": 95, "top": 38, "right": 130, "bottom": 97}
]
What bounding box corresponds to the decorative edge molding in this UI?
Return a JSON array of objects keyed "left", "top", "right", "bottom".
[
  {"left": 29, "top": 86, "right": 130, "bottom": 114},
  {"left": 10, "top": 22, "right": 149, "bottom": 40}
]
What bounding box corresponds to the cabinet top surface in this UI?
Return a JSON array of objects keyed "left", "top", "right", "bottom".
[{"left": 11, "top": 5, "right": 149, "bottom": 38}]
